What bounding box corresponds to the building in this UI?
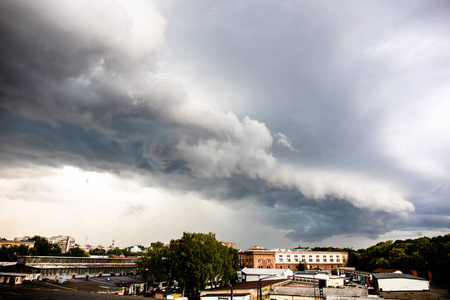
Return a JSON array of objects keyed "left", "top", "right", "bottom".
[
  {"left": 201, "top": 278, "right": 289, "bottom": 300},
  {"left": 239, "top": 248, "right": 348, "bottom": 271},
  {"left": 127, "top": 245, "right": 146, "bottom": 253},
  {"left": 372, "top": 273, "right": 430, "bottom": 292},
  {"left": 239, "top": 250, "right": 275, "bottom": 269},
  {"left": 275, "top": 251, "right": 348, "bottom": 271},
  {"left": 0, "top": 240, "right": 35, "bottom": 248},
  {"left": 241, "top": 268, "right": 293, "bottom": 282},
  {"left": 47, "top": 236, "right": 76, "bottom": 253},
  {"left": 201, "top": 277, "right": 367, "bottom": 300},
  {"left": 222, "top": 242, "right": 236, "bottom": 248},
  {"left": 1, "top": 256, "right": 137, "bottom": 280}
]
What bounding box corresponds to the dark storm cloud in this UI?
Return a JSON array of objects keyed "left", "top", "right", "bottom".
[{"left": 1, "top": 0, "right": 447, "bottom": 244}]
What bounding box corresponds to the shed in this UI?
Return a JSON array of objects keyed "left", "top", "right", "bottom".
[{"left": 372, "top": 273, "right": 429, "bottom": 292}]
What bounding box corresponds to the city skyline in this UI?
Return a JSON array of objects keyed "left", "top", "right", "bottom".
[{"left": 1, "top": 1, "right": 449, "bottom": 250}]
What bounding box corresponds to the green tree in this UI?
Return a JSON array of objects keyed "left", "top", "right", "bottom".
[
  {"left": 29, "top": 236, "right": 62, "bottom": 256},
  {"left": 296, "top": 261, "right": 307, "bottom": 271},
  {"left": 65, "top": 247, "right": 89, "bottom": 257},
  {"left": 89, "top": 247, "right": 106, "bottom": 255},
  {"left": 137, "top": 242, "right": 173, "bottom": 289},
  {"left": 169, "top": 232, "right": 239, "bottom": 298},
  {"left": 0, "top": 244, "right": 30, "bottom": 261},
  {"left": 106, "top": 247, "right": 123, "bottom": 256}
]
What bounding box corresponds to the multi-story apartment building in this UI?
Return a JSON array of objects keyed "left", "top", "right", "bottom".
[
  {"left": 47, "top": 235, "right": 76, "bottom": 253},
  {"left": 239, "top": 247, "right": 348, "bottom": 271}
]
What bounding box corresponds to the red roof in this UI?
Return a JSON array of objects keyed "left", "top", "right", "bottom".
[{"left": 372, "top": 268, "right": 401, "bottom": 273}]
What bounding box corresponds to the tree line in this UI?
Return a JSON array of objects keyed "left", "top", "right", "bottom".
[
  {"left": 136, "top": 232, "right": 239, "bottom": 299},
  {"left": 307, "top": 234, "right": 450, "bottom": 287},
  {"left": 0, "top": 235, "right": 141, "bottom": 261},
  {"left": 349, "top": 234, "right": 450, "bottom": 287}
]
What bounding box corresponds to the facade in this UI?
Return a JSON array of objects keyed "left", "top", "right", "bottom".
[
  {"left": 47, "top": 235, "right": 76, "bottom": 253},
  {"left": 239, "top": 251, "right": 275, "bottom": 269},
  {"left": 275, "top": 251, "right": 348, "bottom": 271},
  {"left": 372, "top": 273, "right": 430, "bottom": 292},
  {"left": 239, "top": 249, "right": 348, "bottom": 271}
]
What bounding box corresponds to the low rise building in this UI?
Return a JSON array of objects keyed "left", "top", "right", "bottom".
[
  {"left": 1, "top": 256, "right": 137, "bottom": 280},
  {"left": 372, "top": 273, "right": 430, "bottom": 292},
  {"left": 201, "top": 278, "right": 367, "bottom": 300},
  {"left": 201, "top": 278, "right": 289, "bottom": 300},
  {"left": 241, "top": 268, "right": 293, "bottom": 282}
]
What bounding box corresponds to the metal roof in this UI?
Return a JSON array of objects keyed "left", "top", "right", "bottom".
[{"left": 372, "top": 273, "right": 428, "bottom": 281}]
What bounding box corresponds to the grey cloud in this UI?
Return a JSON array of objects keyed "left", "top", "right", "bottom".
[{"left": 1, "top": 0, "right": 448, "bottom": 244}]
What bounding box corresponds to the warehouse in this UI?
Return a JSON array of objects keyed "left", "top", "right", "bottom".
[{"left": 372, "top": 273, "right": 429, "bottom": 292}]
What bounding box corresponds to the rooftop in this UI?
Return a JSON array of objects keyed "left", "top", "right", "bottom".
[{"left": 372, "top": 273, "right": 428, "bottom": 281}]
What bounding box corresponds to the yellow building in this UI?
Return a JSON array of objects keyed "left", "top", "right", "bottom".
[{"left": 0, "top": 240, "right": 35, "bottom": 248}]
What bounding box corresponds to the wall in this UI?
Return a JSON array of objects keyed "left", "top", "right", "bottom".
[{"left": 378, "top": 278, "right": 429, "bottom": 292}]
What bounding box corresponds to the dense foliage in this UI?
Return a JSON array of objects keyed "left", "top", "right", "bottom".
[
  {"left": 349, "top": 234, "right": 450, "bottom": 287},
  {"left": 29, "top": 235, "right": 63, "bottom": 256},
  {"left": 65, "top": 247, "right": 90, "bottom": 257},
  {"left": 0, "top": 244, "right": 30, "bottom": 262},
  {"left": 137, "top": 232, "right": 239, "bottom": 298},
  {"left": 0, "top": 235, "right": 62, "bottom": 261}
]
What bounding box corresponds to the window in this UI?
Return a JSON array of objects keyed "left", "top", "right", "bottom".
[
  {"left": 316, "top": 259, "right": 320, "bottom": 262},
  {"left": 309, "top": 259, "right": 313, "bottom": 262},
  {"left": 323, "top": 259, "right": 327, "bottom": 262},
  {"left": 330, "top": 258, "right": 334, "bottom": 262}
]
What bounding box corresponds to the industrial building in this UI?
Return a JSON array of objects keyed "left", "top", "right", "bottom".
[{"left": 372, "top": 273, "right": 430, "bottom": 292}]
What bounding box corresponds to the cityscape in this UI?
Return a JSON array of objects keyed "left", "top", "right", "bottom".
[
  {"left": 1, "top": 0, "right": 450, "bottom": 299},
  {"left": 1, "top": 233, "right": 449, "bottom": 299}
]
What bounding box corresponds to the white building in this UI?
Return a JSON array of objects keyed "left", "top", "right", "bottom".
[
  {"left": 241, "top": 267, "right": 293, "bottom": 282},
  {"left": 47, "top": 235, "right": 76, "bottom": 253},
  {"left": 372, "top": 273, "right": 430, "bottom": 292},
  {"left": 275, "top": 251, "right": 348, "bottom": 270}
]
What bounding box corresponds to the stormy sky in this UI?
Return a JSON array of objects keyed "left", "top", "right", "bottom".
[{"left": 1, "top": 0, "right": 449, "bottom": 249}]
